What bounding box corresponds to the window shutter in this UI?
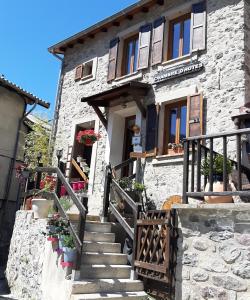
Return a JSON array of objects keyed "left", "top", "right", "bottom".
[
  {"left": 75, "top": 65, "right": 83, "bottom": 81},
  {"left": 138, "top": 24, "right": 152, "bottom": 70},
  {"left": 191, "top": 1, "right": 206, "bottom": 51},
  {"left": 145, "top": 104, "right": 160, "bottom": 155},
  {"left": 152, "top": 17, "right": 165, "bottom": 66},
  {"left": 107, "top": 37, "right": 119, "bottom": 81},
  {"left": 187, "top": 93, "right": 203, "bottom": 137}
]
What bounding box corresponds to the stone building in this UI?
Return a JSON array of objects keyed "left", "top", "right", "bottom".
[{"left": 49, "top": 0, "right": 250, "bottom": 215}]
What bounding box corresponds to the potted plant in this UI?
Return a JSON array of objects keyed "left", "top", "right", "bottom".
[
  {"left": 168, "top": 143, "right": 184, "bottom": 155},
  {"left": 62, "top": 235, "right": 76, "bottom": 265},
  {"left": 201, "top": 154, "right": 233, "bottom": 203},
  {"left": 76, "top": 129, "right": 101, "bottom": 146}
]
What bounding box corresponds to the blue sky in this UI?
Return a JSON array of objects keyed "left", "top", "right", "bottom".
[{"left": 0, "top": 0, "right": 137, "bottom": 119}]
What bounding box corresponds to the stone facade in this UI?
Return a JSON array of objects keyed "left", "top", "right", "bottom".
[
  {"left": 6, "top": 211, "right": 47, "bottom": 300},
  {"left": 174, "top": 204, "right": 250, "bottom": 300},
  {"left": 53, "top": 0, "right": 248, "bottom": 213}
]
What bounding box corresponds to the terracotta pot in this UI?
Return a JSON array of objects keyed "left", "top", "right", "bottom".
[
  {"left": 204, "top": 181, "right": 233, "bottom": 204},
  {"left": 32, "top": 198, "right": 53, "bottom": 219}
]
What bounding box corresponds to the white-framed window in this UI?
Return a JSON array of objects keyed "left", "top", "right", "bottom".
[{"left": 74, "top": 57, "right": 98, "bottom": 83}]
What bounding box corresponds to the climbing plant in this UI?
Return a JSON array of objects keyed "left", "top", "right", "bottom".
[{"left": 24, "top": 116, "right": 52, "bottom": 169}]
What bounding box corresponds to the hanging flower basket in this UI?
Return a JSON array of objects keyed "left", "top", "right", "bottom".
[{"left": 76, "top": 130, "right": 101, "bottom": 146}]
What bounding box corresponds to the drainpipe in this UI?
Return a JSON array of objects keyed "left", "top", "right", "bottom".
[{"left": 49, "top": 52, "right": 64, "bottom": 160}]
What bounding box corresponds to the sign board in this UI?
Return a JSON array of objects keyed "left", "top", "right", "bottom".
[
  {"left": 133, "top": 145, "right": 143, "bottom": 153},
  {"left": 130, "top": 152, "right": 146, "bottom": 159},
  {"left": 132, "top": 136, "right": 141, "bottom": 145},
  {"left": 154, "top": 62, "right": 204, "bottom": 84}
]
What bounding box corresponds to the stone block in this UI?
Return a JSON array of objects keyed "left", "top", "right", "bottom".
[
  {"left": 183, "top": 253, "right": 198, "bottom": 267},
  {"left": 237, "top": 292, "right": 250, "bottom": 300},
  {"left": 235, "top": 234, "right": 250, "bottom": 246},
  {"left": 192, "top": 239, "right": 209, "bottom": 251},
  {"left": 212, "top": 275, "right": 247, "bottom": 292},
  {"left": 219, "top": 243, "right": 241, "bottom": 263},
  {"left": 232, "top": 262, "right": 250, "bottom": 279},
  {"left": 192, "top": 269, "right": 209, "bottom": 282},
  {"left": 202, "top": 258, "right": 229, "bottom": 273},
  {"left": 209, "top": 231, "right": 234, "bottom": 242}
]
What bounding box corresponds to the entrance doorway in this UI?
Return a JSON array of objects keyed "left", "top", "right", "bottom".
[{"left": 122, "top": 115, "right": 136, "bottom": 177}]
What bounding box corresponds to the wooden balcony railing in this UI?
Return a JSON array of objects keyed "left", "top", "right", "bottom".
[{"left": 183, "top": 128, "right": 250, "bottom": 203}]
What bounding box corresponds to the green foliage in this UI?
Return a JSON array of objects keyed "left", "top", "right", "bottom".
[
  {"left": 59, "top": 196, "right": 73, "bottom": 211},
  {"left": 201, "top": 154, "right": 233, "bottom": 176},
  {"left": 24, "top": 115, "right": 52, "bottom": 169},
  {"left": 133, "top": 182, "right": 145, "bottom": 192},
  {"left": 118, "top": 177, "right": 145, "bottom": 193},
  {"left": 62, "top": 234, "right": 75, "bottom": 249}
]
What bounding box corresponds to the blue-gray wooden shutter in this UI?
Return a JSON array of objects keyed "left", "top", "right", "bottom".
[
  {"left": 107, "top": 37, "right": 119, "bottom": 81},
  {"left": 152, "top": 17, "right": 165, "bottom": 66},
  {"left": 191, "top": 1, "right": 206, "bottom": 51},
  {"left": 138, "top": 24, "right": 152, "bottom": 70}
]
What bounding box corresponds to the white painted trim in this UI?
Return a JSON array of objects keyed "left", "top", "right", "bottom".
[
  {"left": 69, "top": 116, "right": 100, "bottom": 196},
  {"left": 113, "top": 71, "right": 143, "bottom": 85}
]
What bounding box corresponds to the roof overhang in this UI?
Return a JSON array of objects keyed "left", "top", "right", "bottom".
[
  {"left": 81, "top": 81, "right": 151, "bottom": 107},
  {"left": 0, "top": 77, "right": 50, "bottom": 109},
  {"left": 81, "top": 81, "right": 151, "bottom": 130},
  {"left": 48, "top": 0, "right": 164, "bottom": 55}
]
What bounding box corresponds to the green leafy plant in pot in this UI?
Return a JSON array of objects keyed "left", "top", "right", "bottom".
[
  {"left": 62, "top": 235, "right": 76, "bottom": 263},
  {"left": 201, "top": 154, "right": 233, "bottom": 204}
]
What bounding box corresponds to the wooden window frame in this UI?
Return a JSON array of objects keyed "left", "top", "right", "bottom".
[
  {"left": 167, "top": 13, "right": 191, "bottom": 61},
  {"left": 163, "top": 100, "right": 187, "bottom": 155},
  {"left": 122, "top": 34, "right": 139, "bottom": 76}
]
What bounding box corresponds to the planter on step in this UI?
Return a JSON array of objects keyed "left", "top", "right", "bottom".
[
  {"left": 62, "top": 247, "right": 76, "bottom": 263},
  {"left": 204, "top": 178, "right": 233, "bottom": 204},
  {"left": 32, "top": 198, "right": 53, "bottom": 219}
]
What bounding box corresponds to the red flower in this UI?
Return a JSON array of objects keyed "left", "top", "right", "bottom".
[{"left": 76, "top": 130, "right": 101, "bottom": 145}]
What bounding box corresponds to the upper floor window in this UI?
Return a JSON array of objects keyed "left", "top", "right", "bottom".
[
  {"left": 122, "top": 34, "right": 139, "bottom": 75},
  {"left": 168, "top": 14, "right": 191, "bottom": 60}
]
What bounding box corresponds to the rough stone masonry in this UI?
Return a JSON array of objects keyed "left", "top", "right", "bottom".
[{"left": 174, "top": 204, "right": 250, "bottom": 300}]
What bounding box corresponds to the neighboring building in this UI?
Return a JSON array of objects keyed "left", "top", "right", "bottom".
[
  {"left": 0, "top": 75, "right": 49, "bottom": 275},
  {"left": 49, "top": 0, "right": 250, "bottom": 215}
]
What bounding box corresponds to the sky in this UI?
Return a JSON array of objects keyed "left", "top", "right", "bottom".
[{"left": 0, "top": 0, "right": 137, "bottom": 120}]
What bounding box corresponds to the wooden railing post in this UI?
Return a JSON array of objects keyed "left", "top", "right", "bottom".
[
  {"left": 182, "top": 140, "right": 189, "bottom": 204},
  {"left": 35, "top": 162, "right": 43, "bottom": 189},
  {"left": 103, "top": 163, "right": 112, "bottom": 220}
]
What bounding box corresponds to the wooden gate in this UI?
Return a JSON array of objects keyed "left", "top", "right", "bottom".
[{"left": 134, "top": 210, "right": 177, "bottom": 299}]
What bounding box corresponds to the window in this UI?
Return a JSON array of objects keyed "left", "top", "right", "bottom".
[
  {"left": 164, "top": 100, "right": 187, "bottom": 154},
  {"left": 82, "top": 61, "right": 93, "bottom": 78},
  {"left": 74, "top": 58, "right": 97, "bottom": 82},
  {"left": 168, "top": 14, "right": 191, "bottom": 60},
  {"left": 122, "top": 34, "right": 139, "bottom": 75}
]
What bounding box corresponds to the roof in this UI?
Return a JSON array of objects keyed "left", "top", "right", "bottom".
[
  {"left": 48, "top": 0, "right": 164, "bottom": 55},
  {"left": 81, "top": 81, "right": 151, "bottom": 107},
  {"left": 0, "top": 75, "right": 50, "bottom": 109},
  {"left": 25, "top": 114, "right": 52, "bottom": 131}
]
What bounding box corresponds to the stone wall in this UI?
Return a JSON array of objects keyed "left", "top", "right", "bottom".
[
  {"left": 6, "top": 211, "right": 71, "bottom": 300},
  {"left": 53, "top": 0, "right": 246, "bottom": 211},
  {"left": 174, "top": 203, "right": 250, "bottom": 300},
  {"left": 245, "top": 0, "right": 250, "bottom": 103}
]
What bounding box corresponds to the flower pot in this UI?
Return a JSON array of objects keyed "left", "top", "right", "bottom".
[
  {"left": 47, "top": 236, "right": 58, "bottom": 242},
  {"left": 63, "top": 247, "right": 77, "bottom": 263},
  {"left": 32, "top": 198, "right": 53, "bottom": 219},
  {"left": 77, "top": 181, "right": 85, "bottom": 190},
  {"left": 71, "top": 182, "right": 79, "bottom": 191},
  {"left": 204, "top": 180, "right": 233, "bottom": 204},
  {"left": 60, "top": 186, "right": 67, "bottom": 196}
]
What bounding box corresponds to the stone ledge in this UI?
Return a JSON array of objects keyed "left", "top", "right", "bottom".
[{"left": 172, "top": 203, "right": 250, "bottom": 211}]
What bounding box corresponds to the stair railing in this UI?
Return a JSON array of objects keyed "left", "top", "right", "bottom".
[
  {"left": 103, "top": 158, "right": 141, "bottom": 271},
  {"left": 183, "top": 128, "right": 250, "bottom": 203},
  {"left": 24, "top": 165, "right": 87, "bottom": 271}
]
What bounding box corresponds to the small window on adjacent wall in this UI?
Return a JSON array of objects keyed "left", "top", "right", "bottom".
[
  {"left": 122, "top": 34, "right": 139, "bottom": 76},
  {"left": 74, "top": 58, "right": 97, "bottom": 82},
  {"left": 164, "top": 100, "right": 187, "bottom": 155},
  {"left": 168, "top": 13, "right": 191, "bottom": 60}
]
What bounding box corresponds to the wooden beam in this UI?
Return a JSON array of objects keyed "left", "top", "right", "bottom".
[
  {"left": 59, "top": 46, "right": 66, "bottom": 52},
  {"left": 134, "top": 98, "right": 146, "bottom": 118},
  {"left": 101, "top": 27, "right": 108, "bottom": 32},
  {"left": 126, "top": 15, "right": 133, "bottom": 20},
  {"left": 91, "top": 105, "right": 108, "bottom": 129},
  {"left": 88, "top": 34, "right": 95, "bottom": 39},
  {"left": 112, "top": 21, "right": 120, "bottom": 27},
  {"left": 77, "top": 39, "right": 84, "bottom": 44},
  {"left": 71, "top": 158, "right": 88, "bottom": 182},
  {"left": 157, "top": 0, "right": 164, "bottom": 5},
  {"left": 141, "top": 7, "right": 149, "bottom": 13}
]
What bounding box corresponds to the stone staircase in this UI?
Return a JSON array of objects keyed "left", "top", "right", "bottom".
[{"left": 70, "top": 220, "right": 148, "bottom": 300}]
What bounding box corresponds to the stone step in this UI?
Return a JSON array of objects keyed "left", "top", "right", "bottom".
[
  {"left": 70, "top": 291, "right": 147, "bottom": 300},
  {"left": 82, "top": 242, "right": 121, "bottom": 253},
  {"left": 80, "top": 265, "right": 131, "bottom": 279},
  {"left": 86, "top": 215, "right": 101, "bottom": 222},
  {"left": 81, "top": 252, "right": 127, "bottom": 265},
  {"left": 71, "top": 279, "right": 144, "bottom": 294},
  {"left": 85, "top": 222, "right": 112, "bottom": 233},
  {"left": 84, "top": 231, "right": 115, "bottom": 243}
]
